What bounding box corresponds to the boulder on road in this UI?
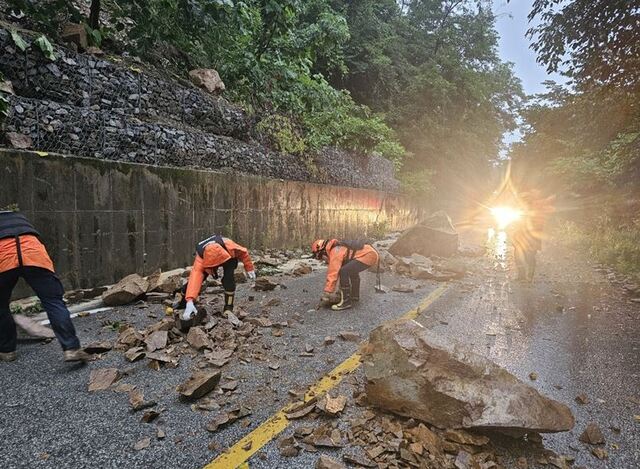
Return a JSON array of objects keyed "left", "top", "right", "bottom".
[
  {"left": 102, "top": 274, "right": 149, "bottom": 306},
  {"left": 147, "top": 269, "right": 184, "bottom": 294},
  {"left": 389, "top": 211, "right": 458, "bottom": 258},
  {"left": 363, "top": 319, "right": 575, "bottom": 435}
]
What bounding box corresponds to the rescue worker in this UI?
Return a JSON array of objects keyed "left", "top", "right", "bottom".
[
  {"left": 182, "top": 235, "right": 256, "bottom": 320},
  {"left": 0, "top": 210, "right": 88, "bottom": 362},
  {"left": 311, "top": 239, "right": 379, "bottom": 311},
  {"left": 511, "top": 191, "right": 554, "bottom": 282}
]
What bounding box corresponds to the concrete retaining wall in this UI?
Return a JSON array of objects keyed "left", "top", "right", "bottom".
[{"left": 0, "top": 150, "right": 419, "bottom": 295}]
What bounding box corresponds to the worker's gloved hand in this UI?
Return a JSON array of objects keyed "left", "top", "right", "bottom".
[
  {"left": 182, "top": 300, "right": 198, "bottom": 320},
  {"left": 246, "top": 270, "right": 256, "bottom": 280}
]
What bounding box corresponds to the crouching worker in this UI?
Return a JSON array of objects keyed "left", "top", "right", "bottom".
[
  {"left": 182, "top": 235, "right": 256, "bottom": 320},
  {"left": 0, "top": 210, "right": 88, "bottom": 362},
  {"left": 311, "top": 239, "right": 379, "bottom": 311}
]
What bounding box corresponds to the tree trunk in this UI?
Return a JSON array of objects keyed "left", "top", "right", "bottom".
[{"left": 89, "top": 0, "right": 101, "bottom": 30}]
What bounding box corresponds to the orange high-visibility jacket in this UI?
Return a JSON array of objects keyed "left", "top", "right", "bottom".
[
  {"left": 185, "top": 237, "right": 254, "bottom": 301},
  {"left": 0, "top": 235, "right": 54, "bottom": 274},
  {"left": 324, "top": 239, "right": 378, "bottom": 293}
]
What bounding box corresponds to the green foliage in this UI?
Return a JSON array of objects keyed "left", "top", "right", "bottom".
[
  {"left": 368, "top": 219, "right": 389, "bottom": 240},
  {"left": 529, "top": 0, "right": 640, "bottom": 90},
  {"left": 10, "top": 29, "right": 28, "bottom": 51},
  {"left": 34, "top": 35, "right": 57, "bottom": 61},
  {"left": 9, "top": 0, "right": 522, "bottom": 182},
  {"left": 256, "top": 114, "right": 306, "bottom": 154},
  {"left": 399, "top": 168, "right": 436, "bottom": 200},
  {"left": 556, "top": 219, "right": 640, "bottom": 282}
]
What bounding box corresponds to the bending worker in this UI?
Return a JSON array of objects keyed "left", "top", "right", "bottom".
[
  {"left": 312, "top": 239, "right": 379, "bottom": 311},
  {"left": 183, "top": 235, "right": 256, "bottom": 319},
  {"left": 0, "top": 210, "right": 88, "bottom": 362}
]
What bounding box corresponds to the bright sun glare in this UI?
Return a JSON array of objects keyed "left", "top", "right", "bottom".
[{"left": 490, "top": 206, "right": 522, "bottom": 229}]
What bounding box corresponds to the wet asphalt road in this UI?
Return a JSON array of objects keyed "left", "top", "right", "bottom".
[{"left": 1, "top": 231, "right": 639, "bottom": 469}]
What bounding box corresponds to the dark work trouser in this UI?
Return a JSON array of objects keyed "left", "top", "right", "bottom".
[
  {"left": 181, "top": 258, "right": 239, "bottom": 307},
  {"left": 0, "top": 266, "right": 81, "bottom": 352},
  {"left": 339, "top": 260, "right": 369, "bottom": 294}
]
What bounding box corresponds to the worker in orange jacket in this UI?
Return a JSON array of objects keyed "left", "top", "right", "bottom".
[
  {"left": 0, "top": 210, "right": 88, "bottom": 362},
  {"left": 182, "top": 235, "right": 256, "bottom": 320},
  {"left": 311, "top": 239, "right": 379, "bottom": 311}
]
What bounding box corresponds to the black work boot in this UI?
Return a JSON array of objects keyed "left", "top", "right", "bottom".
[
  {"left": 223, "top": 291, "right": 235, "bottom": 313},
  {"left": 350, "top": 276, "right": 360, "bottom": 303},
  {"left": 331, "top": 288, "right": 353, "bottom": 311}
]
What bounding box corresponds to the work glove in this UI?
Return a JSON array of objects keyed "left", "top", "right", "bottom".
[
  {"left": 246, "top": 270, "right": 256, "bottom": 280},
  {"left": 182, "top": 300, "right": 198, "bottom": 320}
]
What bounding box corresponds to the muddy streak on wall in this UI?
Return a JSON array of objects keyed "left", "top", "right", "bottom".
[{"left": 0, "top": 150, "right": 420, "bottom": 294}]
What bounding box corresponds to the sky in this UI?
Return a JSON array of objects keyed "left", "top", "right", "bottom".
[
  {"left": 492, "top": 0, "right": 567, "bottom": 147},
  {"left": 492, "top": 0, "right": 566, "bottom": 96}
]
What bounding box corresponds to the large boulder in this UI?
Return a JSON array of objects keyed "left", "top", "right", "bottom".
[
  {"left": 189, "top": 69, "right": 226, "bottom": 94},
  {"left": 102, "top": 274, "right": 149, "bottom": 306},
  {"left": 389, "top": 211, "right": 458, "bottom": 258},
  {"left": 363, "top": 319, "right": 575, "bottom": 435}
]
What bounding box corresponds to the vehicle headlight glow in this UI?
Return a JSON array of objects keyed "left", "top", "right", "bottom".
[{"left": 490, "top": 206, "right": 522, "bottom": 229}]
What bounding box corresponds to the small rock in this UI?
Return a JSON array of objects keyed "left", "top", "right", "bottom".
[
  {"left": 316, "top": 454, "right": 345, "bottom": 469},
  {"left": 338, "top": 331, "right": 360, "bottom": 342},
  {"left": 324, "top": 336, "right": 336, "bottom": 345},
  {"left": 529, "top": 372, "right": 538, "bottom": 381},
  {"left": 144, "top": 330, "right": 168, "bottom": 352},
  {"left": 84, "top": 341, "right": 112, "bottom": 354},
  {"left": 88, "top": 368, "right": 120, "bottom": 392},
  {"left": 579, "top": 422, "right": 605, "bottom": 445},
  {"left": 575, "top": 393, "right": 589, "bottom": 405},
  {"left": 134, "top": 437, "right": 151, "bottom": 451},
  {"left": 591, "top": 447, "right": 608, "bottom": 459},
  {"left": 176, "top": 370, "right": 221, "bottom": 400},
  {"left": 187, "top": 327, "right": 212, "bottom": 350},
  {"left": 254, "top": 277, "right": 278, "bottom": 291}
]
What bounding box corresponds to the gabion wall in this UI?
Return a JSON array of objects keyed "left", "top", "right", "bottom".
[{"left": 0, "top": 27, "right": 399, "bottom": 191}]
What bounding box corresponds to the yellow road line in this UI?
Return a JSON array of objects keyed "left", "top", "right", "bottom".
[{"left": 204, "top": 283, "right": 450, "bottom": 469}]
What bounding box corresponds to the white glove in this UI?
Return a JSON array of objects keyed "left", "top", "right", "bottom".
[
  {"left": 246, "top": 270, "right": 256, "bottom": 280},
  {"left": 182, "top": 300, "right": 198, "bottom": 320}
]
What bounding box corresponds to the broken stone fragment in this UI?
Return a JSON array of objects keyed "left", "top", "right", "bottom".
[
  {"left": 84, "top": 341, "right": 113, "bottom": 354},
  {"left": 285, "top": 400, "right": 317, "bottom": 419},
  {"left": 88, "top": 368, "right": 120, "bottom": 392},
  {"left": 254, "top": 277, "right": 278, "bottom": 291},
  {"left": 342, "top": 454, "right": 376, "bottom": 467},
  {"left": 246, "top": 316, "right": 272, "bottom": 327},
  {"left": 144, "top": 330, "right": 168, "bottom": 352},
  {"left": 278, "top": 436, "right": 299, "bottom": 457},
  {"left": 176, "top": 370, "right": 221, "bottom": 400},
  {"left": 339, "top": 331, "right": 360, "bottom": 342},
  {"left": 324, "top": 336, "right": 336, "bottom": 345},
  {"left": 141, "top": 410, "right": 160, "bottom": 423},
  {"left": 187, "top": 326, "right": 212, "bottom": 350},
  {"left": 102, "top": 274, "right": 149, "bottom": 306},
  {"left": 575, "top": 393, "right": 589, "bottom": 405},
  {"left": 444, "top": 429, "right": 490, "bottom": 446},
  {"left": 133, "top": 437, "right": 151, "bottom": 451},
  {"left": 317, "top": 394, "right": 347, "bottom": 415},
  {"left": 124, "top": 346, "right": 146, "bottom": 362},
  {"left": 579, "top": 422, "right": 605, "bottom": 445},
  {"left": 224, "top": 311, "right": 243, "bottom": 327},
  {"left": 128, "top": 388, "right": 157, "bottom": 411},
  {"left": 316, "top": 454, "right": 346, "bottom": 469},
  {"left": 363, "top": 319, "right": 575, "bottom": 434}
]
